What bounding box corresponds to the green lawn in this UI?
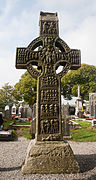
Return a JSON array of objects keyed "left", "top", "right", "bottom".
[
  {"left": 16, "top": 128, "right": 31, "bottom": 139},
  {"left": 4, "top": 119, "right": 96, "bottom": 141},
  {"left": 4, "top": 119, "right": 30, "bottom": 126},
  {"left": 70, "top": 120, "right": 96, "bottom": 142},
  {"left": 3, "top": 119, "right": 31, "bottom": 139},
  {"left": 16, "top": 121, "right": 31, "bottom": 125},
  {"left": 4, "top": 119, "right": 13, "bottom": 127}
]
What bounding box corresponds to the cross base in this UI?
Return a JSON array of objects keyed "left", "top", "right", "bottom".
[{"left": 21, "top": 139, "right": 80, "bottom": 174}]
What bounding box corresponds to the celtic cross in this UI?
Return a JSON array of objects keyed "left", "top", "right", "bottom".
[{"left": 16, "top": 12, "right": 81, "bottom": 141}]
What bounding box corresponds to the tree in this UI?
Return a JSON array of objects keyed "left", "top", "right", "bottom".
[
  {"left": 61, "top": 64, "right": 96, "bottom": 100},
  {"left": 0, "top": 83, "right": 14, "bottom": 109},
  {"left": 13, "top": 71, "right": 37, "bottom": 108}
]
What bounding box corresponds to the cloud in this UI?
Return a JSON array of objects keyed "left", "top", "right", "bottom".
[
  {"left": 37, "top": 0, "right": 96, "bottom": 15},
  {"left": 0, "top": 0, "right": 96, "bottom": 88},
  {"left": 0, "top": 0, "right": 40, "bottom": 88},
  {"left": 0, "top": 0, "right": 19, "bottom": 21},
  {"left": 0, "top": 0, "right": 40, "bottom": 49},
  {"left": 62, "top": 15, "right": 96, "bottom": 65},
  {"left": 0, "top": 49, "right": 26, "bottom": 88}
]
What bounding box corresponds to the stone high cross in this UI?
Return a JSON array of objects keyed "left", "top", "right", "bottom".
[{"left": 16, "top": 12, "right": 81, "bottom": 141}]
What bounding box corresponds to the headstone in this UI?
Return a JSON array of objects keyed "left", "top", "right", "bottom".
[
  {"left": 32, "top": 103, "right": 36, "bottom": 120},
  {"left": 85, "top": 100, "right": 90, "bottom": 113},
  {"left": 0, "top": 112, "right": 4, "bottom": 130},
  {"left": 69, "top": 105, "right": 75, "bottom": 115},
  {"left": 89, "top": 93, "right": 96, "bottom": 118},
  {"left": 75, "top": 85, "right": 83, "bottom": 116},
  {"left": 4, "top": 105, "right": 11, "bottom": 119},
  {"left": 21, "top": 106, "right": 27, "bottom": 118},
  {"left": 61, "top": 104, "right": 71, "bottom": 138},
  {"left": 18, "top": 104, "right": 32, "bottom": 119},
  {"left": 27, "top": 105, "right": 32, "bottom": 118},
  {"left": 61, "top": 103, "right": 69, "bottom": 118},
  {"left": 0, "top": 112, "right": 17, "bottom": 141},
  {"left": 16, "top": 11, "right": 81, "bottom": 174},
  {"left": 5, "top": 105, "right": 9, "bottom": 111},
  {"left": 92, "top": 119, "right": 96, "bottom": 127},
  {"left": 11, "top": 104, "right": 16, "bottom": 115},
  {"left": 11, "top": 104, "right": 16, "bottom": 119},
  {"left": 30, "top": 103, "right": 36, "bottom": 138},
  {"left": 18, "top": 104, "right": 23, "bottom": 117}
]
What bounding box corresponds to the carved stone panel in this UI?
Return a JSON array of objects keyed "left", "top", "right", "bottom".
[{"left": 39, "top": 12, "right": 59, "bottom": 36}]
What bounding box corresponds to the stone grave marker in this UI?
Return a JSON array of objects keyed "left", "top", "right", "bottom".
[
  {"left": 75, "top": 85, "right": 83, "bottom": 116},
  {"left": 61, "top": 104, "right": 71, "bottom": 138},
  {"left": 4, "top": 105, "right": 10, "bottom": 119},
  {"left": 16, "top": 11, "right": 81, "bottom": 174},
  {"left": 89, "top": 93, "right": 96, "bottom": 118}
]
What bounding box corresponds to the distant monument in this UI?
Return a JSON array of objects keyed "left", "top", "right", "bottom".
[{"left": 16, "top": 12, "right": 81, "bottom": 174}]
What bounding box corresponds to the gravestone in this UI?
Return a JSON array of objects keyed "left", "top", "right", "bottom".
[
  {"left": 18, "top": 104, "right": 23, "bottom": 117},
  {"left": 75, "top": 85, "right": 83, "bottom": 116},
  {"left": 4, "top": 105, "right": 10, "bottom": 119},
  {"left": 0, "top": 112, "right": 4, "bottom": 130},
  {"left": 21, "top": 106, "right": 27, "bottom": 118},
  {"left": 16, "top": 11, "right": 81, "bottom": 174},
  {"left": 31, "top": 103, "right": 36, "bottom": 138},
  {"left": 32, "top": 103, "right": 36, "bottom": 120},
  {"left": 11, "top": 104, "right": 16, "bottom": 115},
  {"left": 89, "top": 93, "right": 96, "bottom": 118},
  {"left": 61, "top": 104, "right": 71, "bottom": 138}
]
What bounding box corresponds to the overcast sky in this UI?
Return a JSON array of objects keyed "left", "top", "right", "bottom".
[{"left": 0, "top": 0, "right": 96, "bottom": 88}]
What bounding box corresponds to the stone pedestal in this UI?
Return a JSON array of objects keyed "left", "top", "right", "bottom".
[{"left": 22, "top": 140, "right": 80, "bottom": 174}]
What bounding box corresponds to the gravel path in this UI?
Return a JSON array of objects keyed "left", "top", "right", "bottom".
[{"left": 0, "top": 137, "right": 96, "bottom": 180}]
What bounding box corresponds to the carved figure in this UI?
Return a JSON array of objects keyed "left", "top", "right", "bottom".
[
  {"left": 41, "top": 90, "right": 44, "bottom": 100},
  {"left": 40, "top": 121, "right": 45, "bottom": 134},
  {"left": 54, "top": 119, "right": 59, "bottom": 133},
  {"left": 50, "top": 104, "right": 54, "bottom": 116},
  {"left": 45, "top": 104, "right": 48, "bottom": 114},
  {"left": 52, "top": 50, "right": 56, "bottom": 63},
  {"left": 51, "top": 119, "right": 54, "bottom": 133},
  {"left": 46, "top": 120, "right": 51, "bottom": 133},
  {"left": 43, "top": 22, "right": 47, "bottom": 34},
  {"left": 54, "top": 104, "right": 58, "bottom": 116},
  {"left": 41, "top": 104, "right": 45, "bottom": 116}
]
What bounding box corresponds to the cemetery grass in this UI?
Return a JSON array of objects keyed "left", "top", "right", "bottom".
[
  {"left": 4, "top": 119, "right": 12, "bottom": 127},
  {"left": 70, "top": 120, "right": 96, "bottom": 142},
  {"left": 4, "top": 119, "right": 31, "bottom": 139},
  {"left": 4, "top": 119, "right": 30, "bottom": 126},
  {"left": 16, "top": 127, "right": 31, "bottom": 139},
  {"left": 16, "top": 121, "right": 31, "bottom": 125}
]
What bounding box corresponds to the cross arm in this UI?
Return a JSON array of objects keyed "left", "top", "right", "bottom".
[
  {"left": 57, "top": 49, "right": 81, "bottom": 70},
  {"left": 56, "top": 49, "right": 81, "bottom": 78},
  {"left": 15, "top": 47, "right": 42, "bottom": 69},
  {"left": 68, "top": 49, "right": 81, "bottom": 70},
  {"left": 56, "top": 49, "right": 81, "bottom": 70},
  {"left": 15, "top": 48, "right": 27, "bottom": 69}
]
